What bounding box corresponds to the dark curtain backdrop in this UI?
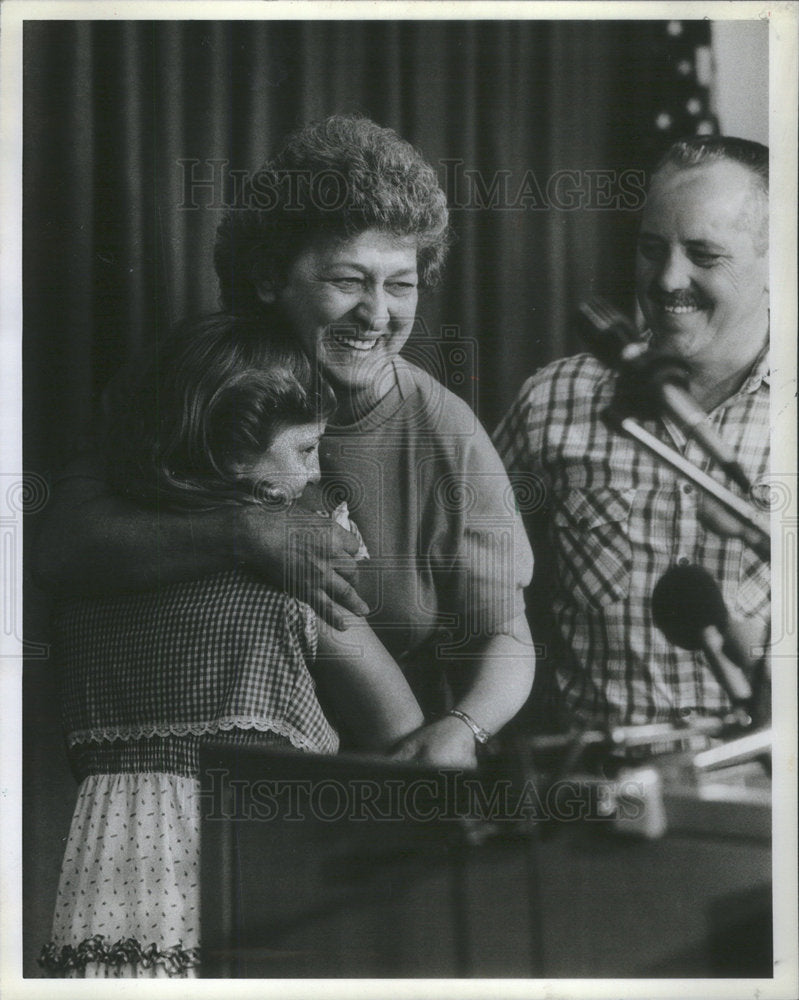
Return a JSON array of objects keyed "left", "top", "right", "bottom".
[
  {"left": 23, "top": 19, "right": 667, "bottom": 474},
  {"left": 22, "top": 18, "right": 667, "bottom": 975}
]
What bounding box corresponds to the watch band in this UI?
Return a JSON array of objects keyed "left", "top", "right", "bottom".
[{"left": 447, "top": 708, "right": 492, "bottom": 745}]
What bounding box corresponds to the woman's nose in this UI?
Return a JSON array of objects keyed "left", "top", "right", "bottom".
[{"left": 355, "top": 285, "right": 390, "bottom": 331}]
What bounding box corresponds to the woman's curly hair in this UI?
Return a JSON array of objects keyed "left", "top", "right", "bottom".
[
  {"left": 105, "top": 313, "right": 335, "bottom": 510},
  {"left": 214, "top": 115, "right": 451, "bottom": 312}
]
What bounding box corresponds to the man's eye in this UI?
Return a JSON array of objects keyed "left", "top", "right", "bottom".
[
  {"left": 637, "top": 241, "right": 664, "bottom": 261},
  {"left": 329, "top": 277, "right": 362, "bottom": 289},
  {"left": 387, "top": 281, "right": 417, "bottom": 296},
  {"left": 689, "top": 252, "right": 721, "bottom": 267}
]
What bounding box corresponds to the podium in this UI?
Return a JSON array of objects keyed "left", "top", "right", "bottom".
[{"left": 199, "top": 742, "right": 771, "bottom": 978}]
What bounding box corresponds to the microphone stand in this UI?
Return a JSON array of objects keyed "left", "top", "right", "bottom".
[{"left": 603, "top": 407, "right": 771, "bottom": 563}]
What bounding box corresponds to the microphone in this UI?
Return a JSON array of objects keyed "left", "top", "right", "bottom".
[
  {"left": 651, "top": 564, "right": 753, "bottom": 706},
  {"left": 575, "top": 298, "right": 752, "bottom": 493}
]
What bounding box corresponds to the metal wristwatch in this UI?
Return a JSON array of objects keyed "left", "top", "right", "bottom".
[{"left": 446, "top": 708, "right": 492, "bottom": 744}]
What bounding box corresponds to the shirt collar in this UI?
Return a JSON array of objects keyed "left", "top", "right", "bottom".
[
  {"left": 642, "top": 330, "right": 770, "bottom": 393},
  {"left": 740, "top": 337, "right": 770, "bottom": 392}
]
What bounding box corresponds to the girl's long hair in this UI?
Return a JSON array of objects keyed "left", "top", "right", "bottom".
[{"left": 105, "top": 313, "right": 335, "bottom": 509}]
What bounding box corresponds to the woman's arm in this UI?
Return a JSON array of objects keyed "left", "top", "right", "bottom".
[
  {"left": 314, "top": 615, "right": 425, "bottom": 751},
  {"left": 32, "top": 457, "right": 369, "bottom": 629},
  {"left": 388, "top": 613, "right": 535, "bottom": 768}
]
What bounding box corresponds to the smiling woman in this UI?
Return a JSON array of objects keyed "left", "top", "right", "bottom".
[
  {"left": 212, "top": 116, "right": 535, "bottom": 762},
  {"left": 32, "top": 114, "right": 536, "bottom": 977},
  {"left": 34, "top": 111, "right": 535, "bottom": 804},
  {"left": 258, "top": 231, "right": 421, "bottom": 424}
]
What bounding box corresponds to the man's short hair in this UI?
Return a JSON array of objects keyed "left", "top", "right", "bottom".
[
  {"left": 653, "top": 136, "right": 769, "bottom": 251},
  {"left": 654, "top": 135, "right": 768, "bottom": 192}
]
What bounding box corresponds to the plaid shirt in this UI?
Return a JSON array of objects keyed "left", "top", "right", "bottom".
[
  {"left": 493, "top": 347, "right": 770, "bottom": 727},
  {"left": 55, "top": 569, "right": 339, "bottom": 776}
]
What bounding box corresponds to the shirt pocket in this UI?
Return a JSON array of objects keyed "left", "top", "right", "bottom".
[
  {"left": 731, "top": 476, "right": 770, "bottom": 624},
  {"left": 552, "top": 487, "right": 635, "bottom": 609},
  {"left": 734, "top": 542, "right": 770, "bottom": 623}
]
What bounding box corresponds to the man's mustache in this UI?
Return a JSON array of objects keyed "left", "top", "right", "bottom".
[{"left": 648, "top": 288, "right": 706, "bottom": 309}]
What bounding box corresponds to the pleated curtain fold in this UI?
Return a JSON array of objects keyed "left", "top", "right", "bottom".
[{"left": 24, "top": 19, "right": 659, "bottom": 471}]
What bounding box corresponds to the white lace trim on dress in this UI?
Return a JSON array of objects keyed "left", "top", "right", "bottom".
[{"left": 67, "top": 716, "right": 338, "bottom": 755}]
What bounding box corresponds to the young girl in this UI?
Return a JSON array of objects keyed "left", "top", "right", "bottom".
[{"left": 40, "top": 313, "right": 423, "bottom": 978}]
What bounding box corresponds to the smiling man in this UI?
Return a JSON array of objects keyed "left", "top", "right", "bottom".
[
  {"left": 636, "top": 151, "right": 769, "bottom": 410},
  {"left": 495, "top": 137, "right": 770, "bottom": 728}
]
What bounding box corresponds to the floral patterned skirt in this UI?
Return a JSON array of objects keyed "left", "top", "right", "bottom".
[{"left": 40, "top": 772, "right": 201, "bottom": 978}]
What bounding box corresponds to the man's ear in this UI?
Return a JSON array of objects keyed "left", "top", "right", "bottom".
[{"left": 759, "top": 247, "right": 769, "bottom": 293}]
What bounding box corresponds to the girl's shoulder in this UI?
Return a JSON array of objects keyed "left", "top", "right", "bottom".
[{"left": 54, "top": 567, "right": 313, "bottom": 635}]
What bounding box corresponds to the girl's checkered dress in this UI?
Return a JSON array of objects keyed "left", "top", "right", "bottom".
[{"left": 40, "top": 568, "right": 338, "bottom": 978}]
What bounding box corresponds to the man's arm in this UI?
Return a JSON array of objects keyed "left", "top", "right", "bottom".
[{"left": 32, "top": 459, "right": 369, "bottom": 629}]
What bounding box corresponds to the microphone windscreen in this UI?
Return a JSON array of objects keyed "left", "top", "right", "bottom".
[
  {"left": 651, "top": 564, "right": 729, "bottom": 650},
  {"left": 573, "top": 298, "right": 638, "bottom": 368}
]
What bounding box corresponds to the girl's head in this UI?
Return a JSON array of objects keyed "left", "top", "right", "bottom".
[{"left": 108, "top": 313, "right": 336, "bottom": 508}]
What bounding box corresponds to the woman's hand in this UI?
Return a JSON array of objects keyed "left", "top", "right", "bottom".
[
  {"left": 388, "top": 715, "right": 478, "bottom": 769},
  {"left": 237, "top": 504, "right": 370, "bottom": 629},
  {"left": 34, "top": 458, "right": 371, "bottom": 629}
]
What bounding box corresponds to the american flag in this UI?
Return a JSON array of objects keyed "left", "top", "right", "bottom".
[{"left": 646, "top": 19, "right": 719, "bottom": 164}]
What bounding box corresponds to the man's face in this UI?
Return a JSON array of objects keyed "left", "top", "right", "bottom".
[
  {"left": 262, "top": 230, "right": 419, "bottom": 416},
  {"left": 636, "top": 161, "right": 768, "bottom": 366}
]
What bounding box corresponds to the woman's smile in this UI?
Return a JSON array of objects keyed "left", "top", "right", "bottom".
[
  {"left": 263, "top": 229, "right": 419, "bottom": 420},
  {"left": 331, "top": 333, "right": 383, "bottom": 351}
]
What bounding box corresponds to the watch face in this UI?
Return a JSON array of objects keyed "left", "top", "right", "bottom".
[{"left": 450, "top": 709, "right": 490, "bottom": 743}]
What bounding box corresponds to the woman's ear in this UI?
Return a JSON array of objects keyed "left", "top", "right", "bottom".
[
  {"left": 250, "top": 257, "right": 280, "bottom": 305},
  {"left": 254, "top": 276, "right": 277, "bottom": 305}
]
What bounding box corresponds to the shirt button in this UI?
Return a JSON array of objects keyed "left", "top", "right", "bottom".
[
  {"left": 682, "top": 483, "right": 693, "bottom": 494},
  {"left": 677, "top": 556, "right": 691, "bottom": 566}
]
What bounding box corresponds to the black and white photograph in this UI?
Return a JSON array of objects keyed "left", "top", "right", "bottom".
[{"left": 2, "top": 1, "right": 797, "bottom": 996}]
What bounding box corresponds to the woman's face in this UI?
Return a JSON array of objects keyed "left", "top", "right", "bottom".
[{"left": 264, "top": 230, "right": 419, "bottom": 419}]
